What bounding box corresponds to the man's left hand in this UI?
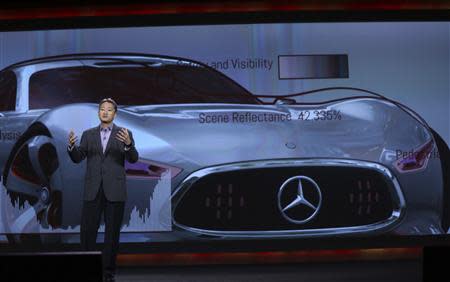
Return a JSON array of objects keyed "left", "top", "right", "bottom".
[{"left": 116, "top": 128, "right": 131, "bottom": 146}]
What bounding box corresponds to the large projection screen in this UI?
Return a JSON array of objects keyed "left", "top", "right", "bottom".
[{"left": 0, "top": 19, "right": 448, "bottom": 250}]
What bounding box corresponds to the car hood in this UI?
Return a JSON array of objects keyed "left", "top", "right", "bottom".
[{"left": 121, "top": 99, "right": 432, "bottom": 168}]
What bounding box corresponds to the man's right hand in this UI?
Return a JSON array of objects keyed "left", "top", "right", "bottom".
[{"left": 68, "top": 130, "right": 78, "bottom": 148}]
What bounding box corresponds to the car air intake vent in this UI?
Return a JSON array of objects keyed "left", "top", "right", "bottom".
[{"left": 173, "top": 165, "right": 400, "bottom": 233}]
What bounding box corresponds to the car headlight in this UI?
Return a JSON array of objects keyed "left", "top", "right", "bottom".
[
  {"left": 394, "top": 139, "right": 435, "bottom": 173},
  {"left": 125, "top": 159, "right": 182, "bottom": 179}
]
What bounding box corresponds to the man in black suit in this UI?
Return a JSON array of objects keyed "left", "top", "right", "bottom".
[{"left": 67, "top": 98, "right": 139, "bottom": 282}]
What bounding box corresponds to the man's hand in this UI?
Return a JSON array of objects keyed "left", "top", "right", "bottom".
[
  {"left": 68, "top": 130, "right": 78, "bottom": 147},
  {"left": 116, "top": 128, "right": 131, "bottom": 146}
]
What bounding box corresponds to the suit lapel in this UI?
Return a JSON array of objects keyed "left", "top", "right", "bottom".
[{"left": 95, "top": 125, "right": 104, "bottom": 156}]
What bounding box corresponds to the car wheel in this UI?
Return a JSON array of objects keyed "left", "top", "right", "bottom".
[{"left": 1, "top": 127, "right": 63, "bottom": 244}]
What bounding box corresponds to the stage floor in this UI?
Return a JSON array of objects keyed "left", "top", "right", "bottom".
[{"left": 115, "top": 259, "right": 421, "bottom": 282}]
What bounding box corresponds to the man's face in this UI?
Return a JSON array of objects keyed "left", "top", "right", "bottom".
[{"left": 98, "top": 102, "right": 116, "bottom": 124}]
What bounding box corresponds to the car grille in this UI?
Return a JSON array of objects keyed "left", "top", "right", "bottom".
[{"left": 173, "top": 163, "right": 401, "bottom": 233}]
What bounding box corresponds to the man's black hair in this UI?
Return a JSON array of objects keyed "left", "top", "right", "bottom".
[{"left": 99, "top": 98, "right": 118, "bottom": 112}]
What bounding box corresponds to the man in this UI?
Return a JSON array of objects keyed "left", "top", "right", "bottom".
[{"left": 67, "top": 98, "right": 139, "bottom": 282}]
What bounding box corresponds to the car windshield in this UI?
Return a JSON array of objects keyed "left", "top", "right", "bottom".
[{"left": 28, "top": 63, "right": 260, "bottom": 109}]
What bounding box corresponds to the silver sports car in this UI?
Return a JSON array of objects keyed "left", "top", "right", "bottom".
[{"left": 0, "top": 53, "right": 448, "bottom": 244}]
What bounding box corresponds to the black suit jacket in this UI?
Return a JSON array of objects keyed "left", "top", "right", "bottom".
[{"left": 68, "top": 123, "right": 139, "bottom": 202}]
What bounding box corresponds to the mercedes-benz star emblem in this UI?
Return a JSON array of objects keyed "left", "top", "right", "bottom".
[{"left": 277, "top": 176, "right": 322, "bottom": 224}]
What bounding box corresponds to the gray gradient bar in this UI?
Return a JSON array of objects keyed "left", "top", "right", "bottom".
[{"left": 278, "top": 55, "right": 349, "bottom": 79}]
